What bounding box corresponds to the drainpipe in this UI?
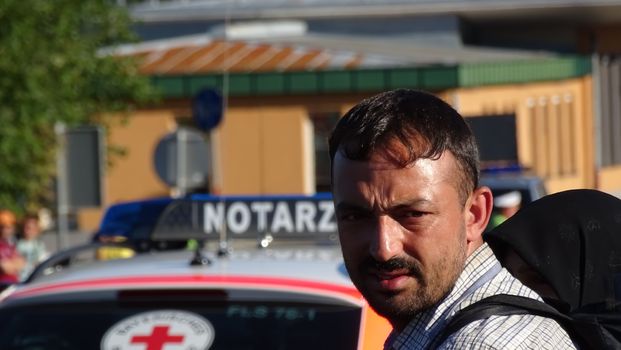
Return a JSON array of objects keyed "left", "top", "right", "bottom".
[{"left": 591, "top": 53, "right": 602, "bottom": 190}]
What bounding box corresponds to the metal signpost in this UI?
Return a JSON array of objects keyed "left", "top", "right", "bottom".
[{"left": 154, "top": 127, "right": 211, "bottom": 197}]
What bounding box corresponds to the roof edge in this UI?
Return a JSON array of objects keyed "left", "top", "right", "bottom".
[{"left": 150, "top": 55, "right": 592, "bottom": 98}]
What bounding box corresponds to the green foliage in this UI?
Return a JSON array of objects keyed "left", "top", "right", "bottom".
[{"left": 0, "top": 0, "right": 156, "bottom": 214}]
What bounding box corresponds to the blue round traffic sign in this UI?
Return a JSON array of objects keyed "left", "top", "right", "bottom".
[{"left": 192, "top": 88, "right": 223, "bottom": 131}]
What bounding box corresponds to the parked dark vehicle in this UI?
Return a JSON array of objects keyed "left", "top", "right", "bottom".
[{"left": 480, "top": 170, "right": 547, "bottom": 204}]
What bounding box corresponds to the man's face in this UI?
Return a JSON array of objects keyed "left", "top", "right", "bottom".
[{"left": 332, "top": 148, "right": 471, "bottom": 329}]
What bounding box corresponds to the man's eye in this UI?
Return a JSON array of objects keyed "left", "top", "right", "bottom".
[
  {"left": 398, "top": 211, "right": 425, "bottom": 219},
  {"left": 338, "top": 212, "right": 367, "bottom": 221}
]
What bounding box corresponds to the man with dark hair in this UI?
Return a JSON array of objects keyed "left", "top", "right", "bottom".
[{"left": 330, "top": 89, "right": 575, "bottom": 349}]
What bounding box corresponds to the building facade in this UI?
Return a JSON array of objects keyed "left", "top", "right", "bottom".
[{"left": 79, "top": 1, "right": 621, "bottom": 229}]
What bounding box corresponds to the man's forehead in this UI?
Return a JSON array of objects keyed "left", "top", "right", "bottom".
[
  {"left": 333, "top": 150, "right": 408, "bottom": 172},
  {"left": 332, "top": 147, "right": 462, "bottom": 194}
]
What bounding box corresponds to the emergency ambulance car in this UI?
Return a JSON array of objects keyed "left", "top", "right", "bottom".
[{"left": 0, "top": 195, "right": 392, "bottom": 350}]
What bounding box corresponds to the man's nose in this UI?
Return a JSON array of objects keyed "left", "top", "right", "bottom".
[{"left": 369, "top": 215, "right": 402, "bottom": 262}]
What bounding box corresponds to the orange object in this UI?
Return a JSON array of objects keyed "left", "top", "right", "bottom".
[
  {"left": 359, "top": 303, "right": 393, "bottom": 350},
  {"left": 0, "top": 210, "right": 16, "bottom": 226}
]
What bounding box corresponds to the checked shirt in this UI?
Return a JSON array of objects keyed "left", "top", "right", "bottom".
[{"left": 385, "top": 243, "right": 577, "bottom": 350}]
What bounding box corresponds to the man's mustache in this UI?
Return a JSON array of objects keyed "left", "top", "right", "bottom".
[{"left": 362, "top": 256, "right": 424, "bottom": 278}]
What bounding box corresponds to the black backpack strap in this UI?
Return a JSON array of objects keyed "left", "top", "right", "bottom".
[{"left": 429, "top": 294, "right": 569, "bottom": 349}]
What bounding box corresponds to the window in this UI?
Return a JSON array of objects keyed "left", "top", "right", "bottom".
[
  {"left": 0, "top": 299, "right": 361, "bottom": 350},
  {"left": 310, "top": 112, "right": 340, "bottom": 193},
  {"left": 467, "top": 114, "right": 518, "bottom": 165}
]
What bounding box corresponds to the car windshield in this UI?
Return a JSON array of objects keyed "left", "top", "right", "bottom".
[{"left": 0, "top": 299, "right": 361, "bottom": 350}]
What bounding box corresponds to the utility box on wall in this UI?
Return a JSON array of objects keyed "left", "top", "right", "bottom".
[{"left": 65, "top": 126, "right": 105, "bottom": 208}]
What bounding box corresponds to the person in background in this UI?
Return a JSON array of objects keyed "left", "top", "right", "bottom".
[
  {"left": 16, "top": 214, "right": 49, "bottom": 281},
  {"left": 0, "top": 209, "right": 25, "bottom": 289},
  {"left": 488, "top": 190, "right": 522, "bottom": 230}
]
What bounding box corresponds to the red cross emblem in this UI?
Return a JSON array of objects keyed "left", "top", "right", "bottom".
[{"left": 130, "top": 325, "right": 184, "bottom": 350}]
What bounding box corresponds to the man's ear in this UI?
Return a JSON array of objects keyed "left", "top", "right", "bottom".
[{"left": 465, "top": 186, "right": 493, "bottom": 249}]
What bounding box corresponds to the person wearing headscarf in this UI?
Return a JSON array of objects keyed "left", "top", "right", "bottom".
[{"left": 486, "top": 189, "right": 621, "bottom": 313}]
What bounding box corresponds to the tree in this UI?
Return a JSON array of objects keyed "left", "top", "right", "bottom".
[{"left": 0, "top": 0, "right": 156, "bottom": 215}]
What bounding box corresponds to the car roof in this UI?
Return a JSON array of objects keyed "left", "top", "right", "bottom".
[{"left": 34, "top": 245, "right": 348, "bottom": 284}]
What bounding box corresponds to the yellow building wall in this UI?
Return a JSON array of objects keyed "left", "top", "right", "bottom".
[
  {"left": 451, "top": 77, "right": 595, "bottom": 193},
  {"left": 212, "top": 107, "right": 263, "bottom": 194},
  {"left": 261, "top": 109, "right": 313, "bottom": 194},
  {"left": 214, "top": 106, "right": 313, "bottom": 195},
  {"left": 599, "top": 166, "right": 621, "bottom": 193},
  {"left": 212, "top": 94, "right": 374, "bottom": 195}
]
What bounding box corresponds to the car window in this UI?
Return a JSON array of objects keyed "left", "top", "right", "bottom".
[{"left": 0, "top": 300, "right": 361, "bottom": 350}]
